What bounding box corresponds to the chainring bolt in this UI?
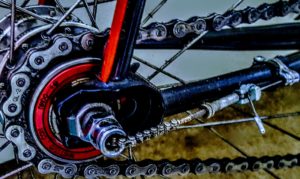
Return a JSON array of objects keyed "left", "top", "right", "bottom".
[
  {"left": 8, "top": 104, "right": 17, "bottom": 113},
  {"left": 42, "top": 162, "right": 51, "bottom": 170},
  {"left": 49, "top": 10, "right": 56, "bottom": 17},
  {"left": 34, "top": 56, "right": 44, "bottom": 65},
  {"left": 86, "top": 39, "right": 94, "bottom": 48},
  {"left": 23, "top": 149, "right": 32, "bottom": 158},
  {"left": 59, "top": 42, "right": 69, "bottom": 52},
  {"left": 10, "top": 128, "right": 20, "bottom": 138},
  {"left": 16, "top": 78, "right": 26, "bottom": 87},
  {"left": 21, "top": 43, "right": 29, "bottom": 50},
  {"left": 65, "top": 167, "right": 75, "bottom": 175}
]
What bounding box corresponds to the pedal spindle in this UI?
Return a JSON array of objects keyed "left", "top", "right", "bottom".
[{"left": 69, "top": 103, "right": 126, "bottom": 158}]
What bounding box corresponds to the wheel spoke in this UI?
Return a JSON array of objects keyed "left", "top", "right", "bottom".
[
  {"left": 147, "top": 0, "right": 246, "bottom": 81},
  {"left": 9, "top": 0, "right": 16, "bottom": 65},
  {"left": 178, "top": 111, "right": 300, "bottom": 129},
  {"left": 65, "top": 0, "right": 115, "bottom": 10},
  {"left": 93, "top": 0, "right": 98, "bottom": 20},
  {"left": 0, "top": 161, "right": 33, "bottom": 179},
  {"left": 20, "top": 0, "right": 30, "bottom": 7},
  {"left": 29, "top": 167, "right": 35, "bottom": 179},
  {"left": 264, "top": 121, "right": 300, "bottom": 141},
  {"left": 147, "top": 32, "right": 208, "bottom": 81},
  {"left": 81, "top": 0, "right": 100, "bottom": 29},
  {"left": 188, "top": 111, "right": 280, "bottom": 178},
  {"left": 128, "top": 146, "right": 136, "bottom": 161},
  {"left": 0, "top": 0, "right": 54, "bottom": 24},
  {"left": 227, "top": 0, "right": 245, "bottom": 12},
  {"left": 133, "top": 55, "right": 186, "bottom": 84},
  {"left": 141, "top": 0, "right": 168, "bottom": 26},
  {"left": 229, "top": 100, "right": 300, "bottom": 141},
  {"left": 0, "top": 141, "right": 10, "bottom": 152},
  {"left": 54, "top": 0, "right": 66, "bottom": 13},
  {"left": 47, "top": 0, "right": 82, "bottom": 35}
]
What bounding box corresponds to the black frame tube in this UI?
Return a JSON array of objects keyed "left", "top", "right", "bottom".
[
  {"left": 111, "top": 0, "right": 146, "bottom": 81},
  {"left": 136, "top": 23, "right": 300, "bottom": 50},
  {"left": 161, "top": 53, "right": 300, "bottom": 116}
]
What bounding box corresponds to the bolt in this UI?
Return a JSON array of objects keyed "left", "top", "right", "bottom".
[
  {"left": 241, "top": 164, "right": 247, "bottom": 170},
  {"left": 10, "top": 128, "right": 20, "bottom": 138},
  {"left": 212, "top": 165, "right": 219, "bottom": 172},
  {"left": 164, "top": 166, "right": 172, "bottom": 174},
  {"left": 86, "top": 39, "right": 94, "bottom": 48},
  {"left": 110, "top": 168, "right": 118, "bottom": 175},
  {"left": 59, "top": 42, "right": 69, "bottom": 52},
  {"left": 213, "top": 15, "right": 225, "bottom": 31},
  {"left": 21, "top": 43, "right": 29, "bottom": 51},
  {"left": 8, "top": 104, "right": 17, "bottom": 113},
  {"left": 227, "top": 165, "right": 233, "bottom": 171},
  {"left": 196, "top": 165, "right": 203, "bottom": 172},
  {"left": 253, "top": 163, "right": 259, "bottom": 170},
  {"left": 34, "top": 56, "right": 44, "bottom": 65},
  {"left": 16, "top": 78, "right": 25, "bottom": 87},
  {"left": 254, "top": 56, "right": 266, "bottom": 62},
  {"left": 65, "top": 167, "right": 74, "bottom": 175},
  {"left": 42, "top": 162, "right": 51, "bottom": 170},
  {"left": 146, "top": 167, "right": 155, "bottom": 175},
  {"left": 267, "top": 163, "right": 273, "bottom": 169},
  {"left": 128, "top": 167, "right": 136, "bottom": 175},
  {"left": 87, "top": 168, "right": 95, "bottom": 175},
  {"left": 181, "top": 165, "right": 189, "bottom": 173},
  {"left": 49, "top": 10, "right": 56, "bottom": 17},
  {"left": 23, "top": 149, "right": 32, "bottom": 158},
  {"left": 278, "top": 162, "right": 284, "bottom": 168},
  {"left": 64, "top": 27, "right": 72, "bottom": 34}
]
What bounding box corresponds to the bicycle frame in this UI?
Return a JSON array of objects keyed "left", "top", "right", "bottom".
[
  {"left": 37, "top": 0, "right": 300, "bottom": 117},
  {"left": 0, "top": 0, "right": 299, "bottom": 177}
]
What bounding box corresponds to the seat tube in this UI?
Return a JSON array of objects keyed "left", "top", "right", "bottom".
[{"left": 99, "top": 0, "right": 146, "bottom": 82}]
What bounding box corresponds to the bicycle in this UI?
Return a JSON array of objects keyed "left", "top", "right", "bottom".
[{"left": 0, "top": 0, "right": 300, "bottom": 178}]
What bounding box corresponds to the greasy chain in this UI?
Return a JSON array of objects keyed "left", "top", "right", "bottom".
[
  {"left": 137, "top": 0, "right": 300, "bottom": 42},
  {"left": 5, "top": 0, "right": 300, "bottom": 177}
]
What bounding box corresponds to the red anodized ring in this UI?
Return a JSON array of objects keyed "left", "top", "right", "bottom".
[{"left": 33, "top": 63, "right": 101, "bottom": 161}]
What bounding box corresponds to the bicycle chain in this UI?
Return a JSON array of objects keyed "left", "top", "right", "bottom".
[
  {"left": 83, "top": 155, "right": 300, "bottom": 178},
  {"left": 2, "top": 0, "right": 300, "bottom": 177},
  {"left": 82, "top": 0, "right": 300, "bottom": 177},
  {"left": 137, "top": 0, "right": 300, "bottom": 42}
]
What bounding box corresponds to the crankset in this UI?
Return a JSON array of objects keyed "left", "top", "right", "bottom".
[{"left": 0, "top": 5, "right": 164, "bottom": 177}]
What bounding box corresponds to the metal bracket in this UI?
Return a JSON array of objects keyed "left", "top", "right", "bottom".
[
  {"left": 236, "top": 84, "right": 265, "bottom": 134},
  {"left": 236, "top": 84, "right": 261, "bottom": 105},
  {"left": 254, "top": 56, "right": 300, "bottom": 86}
]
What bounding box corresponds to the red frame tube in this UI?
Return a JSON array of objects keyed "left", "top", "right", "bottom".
[
  {"left": 99, "top": 0, "right": 129, "bottom": 82},
  {"left": 38, "top": 0, "right": 46, "bottom": 5}
]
